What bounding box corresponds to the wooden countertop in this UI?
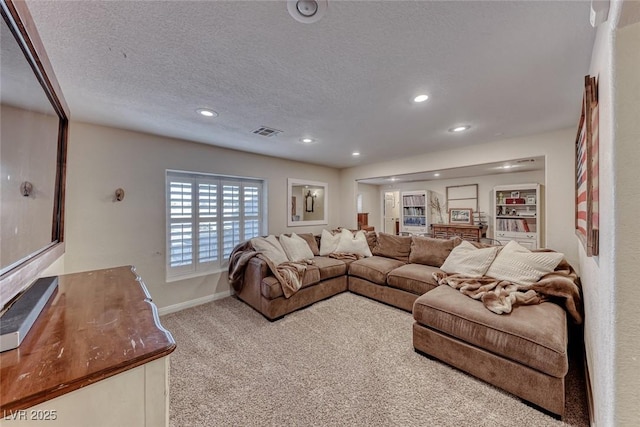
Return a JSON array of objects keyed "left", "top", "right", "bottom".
[{"left": 0, "top": 266, "right": 176, "bottom": 412}]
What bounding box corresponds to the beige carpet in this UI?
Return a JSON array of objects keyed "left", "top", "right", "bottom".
[{"left": 161, "top": 292, "right": 589, "bottom": 427}]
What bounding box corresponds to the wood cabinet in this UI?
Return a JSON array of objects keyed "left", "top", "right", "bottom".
[
  {"left": 357, "top": 213, "right": 374, "bottom": 231},
  {"left": 401, "top": 191, "right": 430, "bottom": 233},
  {"left": 0, "top": 266, "right": 175, "bottom": 426},
  {"left": 493, "top": 183, "right": 542, "bottom": 249},
  {"left": 431, "top": 224, "right": 486, "bottom": 242}
]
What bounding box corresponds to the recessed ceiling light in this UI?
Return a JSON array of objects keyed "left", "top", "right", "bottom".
[
  {"left": 449, "top": 125, "right": 471, "bottom": 133},
  {"left": 196, "top": 108, "right": 218, "bottom": 118},
  {"left": 434, "top": 173, "right": 440, "bottom": 177},
  {"left": 352, "top": 152, "right": 360, "bottom": 157},
  {"left": 287, "top": 0, "right": 328, "bottom": 24},
  {"left": 503, "top": 165, "right": 512, "bottom": 169},
  {"left": 413, "top": 94, "right": 429, "bottom": 103},
  {"left": 301, "top": 138, "right": 314, "bottom": 143}
]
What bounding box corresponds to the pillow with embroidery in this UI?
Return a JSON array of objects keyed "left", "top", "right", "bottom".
[{"left": 485, "top": 240, "right": 564, "bottom": 285}]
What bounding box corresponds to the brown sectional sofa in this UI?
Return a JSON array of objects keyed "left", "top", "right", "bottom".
[{"left": 233, "top": 232, "right": 579, "bottom": 418}]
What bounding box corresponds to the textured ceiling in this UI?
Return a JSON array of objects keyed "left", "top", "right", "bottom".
[{"left": 25, "top": 1, "right": 596, "bottom": 169}]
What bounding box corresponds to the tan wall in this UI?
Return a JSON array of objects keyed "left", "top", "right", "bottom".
[{"left": 62, "top": 121, "right": 341, "bottom": 309}]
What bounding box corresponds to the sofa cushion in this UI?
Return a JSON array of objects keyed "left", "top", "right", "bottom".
[
  {"left": 297, "top": 233, "right": 320, "bottom": 256},
  {"left": 409, "top": 236, "right": 461, "bottom": 267},
  {"left": 387, "top": 264, "right": 441, "bottom": 295},
  {"left": 313, "top": 256, "right": 348, "bottom": 280},
  {"left": 260, "top": 265, "right": 321, "bottom": 300},
  {"left": 440, "top": 240, "right": 498, "bottom": 278},
  {"left": 372, "top": 233, "right": 412, "bottom": 263},
  {"left": 413, "top": 285, "right": 568, "bottom": 378},
  {"left": 349, "top": 256, "right": 406, "bottom": 285}
]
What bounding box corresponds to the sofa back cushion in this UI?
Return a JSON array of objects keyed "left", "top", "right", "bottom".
[
  {"left": 373, "top": 233, "right": 412, "bottom": 263},
  {"left": 409, "top": 236, "right": 461, "bottom": 267}
]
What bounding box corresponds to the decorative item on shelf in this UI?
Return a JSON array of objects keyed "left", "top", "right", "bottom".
[
  {"left": 20, "top": 181, "right": 33, "bottom": 197},
  {"left": 449, "top": 208, "right": 473, "bottom": 224},
  {"left": 526, "top": 195, "right": 536, "bottom": 204},
  {"left": 497, "top": 192, "right": 505, "bottom": 204},
  {"left": 510, "top": 191, "right": 520, "bottom": 198},
  {"left": 505, "top": 197, "right": 525, "bottom": 204},
  {"left": 429, "top": 194, "right": 445, "bottom": 224},
  {"left": 114, "top": 188, "right": 125, "bottom": 202},
  {"left": 496, "top": 206, "right": 503, "bottom": 216}
]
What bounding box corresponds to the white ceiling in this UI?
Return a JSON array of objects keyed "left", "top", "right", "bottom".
[{"left": 25, "top": 1, "right": 595, "bottom": 169}]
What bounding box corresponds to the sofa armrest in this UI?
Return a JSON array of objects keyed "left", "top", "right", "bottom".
[{"left": 245, "top": 257, "right": 269, "bottom": 284}]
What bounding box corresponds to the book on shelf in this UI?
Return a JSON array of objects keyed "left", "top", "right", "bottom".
[
  {"left": 497, "top": 218, "right": 530, "bottom": 233},
  {"left": 402, "top": 194, "right": 425, "bottom": 205}
]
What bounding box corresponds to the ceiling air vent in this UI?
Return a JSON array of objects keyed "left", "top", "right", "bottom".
[{"left": 252, "top": 126, "right": 282, "bottom": 137}]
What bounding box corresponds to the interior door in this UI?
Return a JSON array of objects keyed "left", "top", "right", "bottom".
[{"left": 383, "top": 191, "right": 400, "bottom": 234}]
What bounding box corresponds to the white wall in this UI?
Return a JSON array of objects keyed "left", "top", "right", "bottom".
[
  {"left": 613, "top": 18, "right": 640, "bottom": 426},
  {"left": 340, "top": 128, "right": 577, "bottom": 266},
  {"left": 62, "top": 121, "right": 341, "bottom": 309},
  {"left": 356, "top": 182, "right": 381, "bottom": 230},
  {"left": 579, "top": 3, "right": 640, "bottom": 424}
]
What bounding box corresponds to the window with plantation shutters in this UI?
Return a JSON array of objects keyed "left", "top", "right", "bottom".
[{"left": 166, "top": 171, "right": 265, "bottom": 281}]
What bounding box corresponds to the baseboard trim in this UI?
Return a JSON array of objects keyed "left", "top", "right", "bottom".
[
  {"left": 158, "top": 291, "right": 232, "bottom": 316},
  {"left": 584, "top": 347, "right": 595, "bottom": 426}
]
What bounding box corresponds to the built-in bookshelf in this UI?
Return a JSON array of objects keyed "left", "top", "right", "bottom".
[
  {"left": 493, "top": 184, "right": 541, "bottom": 249},
  {"left": 401, "top": 190, "right": 430, "bottom": 233}
]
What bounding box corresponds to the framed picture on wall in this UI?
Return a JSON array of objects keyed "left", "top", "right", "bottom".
[
  {"left": 449, "top": 208, "right": 473, "bottom": 225},
  {"left": 575, "top": 75, "right": 599, "bottom": 256}
]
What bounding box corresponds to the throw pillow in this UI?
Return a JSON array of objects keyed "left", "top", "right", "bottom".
[
  {"left": 440, "top": 240, "right": 499, "bottom": 278},
  {"left": 319, "top": 229, "right": 341, "bottom": 256},
  {"left": 279, "top": 233, "right": 315, "bottom": 262},
  {"left": 251, "top": 235, "right": 288, "bottom": 265},
  {"left": 372, "top": 233, "right": 412, "bottom": 263},
  {"left": 409, "top": 236, "right": 461, "bottom": 267},
  {"left": 335, "top": 229, "right": 373, "bottom": 257},
  {"left": 296, "top": 233, "right": 320, "bottom": 256},
  {"left": 485, "top": 240, "right": 565, "bottom": 286}
]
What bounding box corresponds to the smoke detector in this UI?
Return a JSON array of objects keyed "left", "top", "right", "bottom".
[{"left": 287, "top": 0, "right": 328, "bottom": 24}]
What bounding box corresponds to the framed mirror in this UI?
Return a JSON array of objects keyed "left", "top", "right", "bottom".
[
  {"left": 287, "top": 178, "right": 328, "bottom": 227},
  {"left": 0, "top": 0, "right": 69, "bottom": 312}
]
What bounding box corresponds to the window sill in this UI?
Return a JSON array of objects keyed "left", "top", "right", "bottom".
[{"left": 166, "top": 267, "right": 227, "bottom": 283}]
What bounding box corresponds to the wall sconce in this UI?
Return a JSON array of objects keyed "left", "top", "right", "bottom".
[
  {"left": 114, "top": 188, "right": 125, "bottom": 202},
  {"left": 20, "top": 181, "right": 33, "bottom": 197}
]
